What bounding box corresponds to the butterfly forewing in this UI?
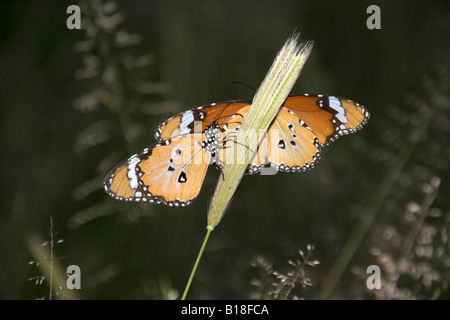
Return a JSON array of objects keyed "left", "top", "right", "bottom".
[
  {"left": 283, "top": 95, "right": 369, "bottom": 146},
  {"left": 155, "top": 101, "right": 251, "bottom": 142}
]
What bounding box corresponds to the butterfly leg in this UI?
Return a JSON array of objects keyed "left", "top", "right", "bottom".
[
  {"left": 210, "top": 157, "right": 226, "bottom": 180},
  {"left": 222, "top": 134, "right": 255, "bottom": 153}
]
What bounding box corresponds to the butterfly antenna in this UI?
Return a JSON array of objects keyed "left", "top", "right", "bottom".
[
  {"left": 213, "top": 101, "right": 235, "bottom": 123},
  {"left": 215, "top": 113, "right": 245, "bottom": 125},
  {"left": 231, "top": 81, "right": 256, "bottom": 92}
]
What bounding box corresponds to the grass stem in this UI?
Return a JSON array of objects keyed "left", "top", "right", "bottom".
[
  {"left": 207, "top": 34, "right": 313, "bottom": 230},
  {"left": 183, "top": 34, "right": 313, "bottom": 299},
  {"left": 181, "top": 229, "right": 211, "bottom": 300}
]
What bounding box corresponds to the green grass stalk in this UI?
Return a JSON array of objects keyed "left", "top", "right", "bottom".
[
  {"left": 182, "top": 34, "right": 313, "bottom": 299},
  {"left": 181, "top": 229, "right": 211, "bottom": 300},
  {"left": 207, "top": 35, "right": 313, "bottom": 230}
]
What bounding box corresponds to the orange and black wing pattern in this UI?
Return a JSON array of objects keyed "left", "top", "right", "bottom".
[
  {"left": 103, "top": 134, "right": 211, "bottom": 207},
  {"left": 247, "top": 94, "right": 369, "bottom": 174},
  {"left": 103, "top": 100, "right": 251, "bottom": 207},
  {"left": 247, "top": 107, "right": 321, "bottom": 174},
  {"left": 155, "top": 101, "right": 251, "bottom": 142},
  {"left": 103, "top": 94, "right": 369, "bottom": 207},
  {"left": 283, "top": 94, "right": 370, "bottom": 146}
]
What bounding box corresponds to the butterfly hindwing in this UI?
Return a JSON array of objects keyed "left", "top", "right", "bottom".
[
  {"left": 247, "top": 107, "right": 321, "bottom": 174},
  {"left": 103, "top": 134, "right": 211, "bottom": 207}
]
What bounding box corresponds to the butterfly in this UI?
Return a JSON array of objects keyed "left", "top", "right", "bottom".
[{"left": 103, "top": 94, "right": 370, "bottom": 207}]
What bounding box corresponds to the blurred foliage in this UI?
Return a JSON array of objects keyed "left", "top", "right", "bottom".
[{"left": 0, "top": 0, "right": 449, "bottom": 299}]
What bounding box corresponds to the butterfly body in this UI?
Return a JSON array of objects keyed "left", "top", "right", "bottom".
[
  {"left": 201, "top": 122, "right": 221, "bottom": 157},
  {"left": 103, "top": 95, "right": 369, "bottom": 207}
]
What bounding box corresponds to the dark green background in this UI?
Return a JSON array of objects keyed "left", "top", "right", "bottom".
[{"left": 1, "top": 0, "right": 449, "bottom": 299}]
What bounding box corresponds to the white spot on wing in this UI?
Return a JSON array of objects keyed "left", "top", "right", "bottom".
[
  {"left": 127, "top": 157, "right": 140, "bottom": 180},
  {"left": 127, "top": 157, "right": 139, "bottom": 170},
  {"left": 179, "top": 110, "right": 194, "bottom": 135},
  {"left": 130, "top": 176, "right": 138, "bottom": 189},
  {"left": 329, "top": 96, "right": 347, "bottom": 124}
]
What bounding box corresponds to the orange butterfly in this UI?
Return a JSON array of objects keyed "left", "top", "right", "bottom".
[{"left": 103, "top": 94, "right": 369, "bottom": 207}]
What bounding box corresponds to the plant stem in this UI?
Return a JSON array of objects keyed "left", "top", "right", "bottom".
[
  {"left": 207, "top": 35, "right": 313, "bottom": 230},
  {"left": 183, "top": 34, "right": 312, "bottom": 299},
  {"left": 181, "top": 229, "right": 211, "bottom": 300},
  {"left": 28, "top": 236, "right": 79, "bottom": 300}
]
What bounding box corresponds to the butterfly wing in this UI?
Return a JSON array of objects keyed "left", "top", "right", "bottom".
[
  {"left": 104, "top": 94, "right": 369, "bottom": 205},
  {"left": 103, "top": 134, "right": 211, "bottom": 207},
  {"left": 155, "top": 101, "right": 251, "bottom": 142},
  {"left": 283, "top": 95, "right": 370, "bottom": 146},
  {"left": 246, "top": 94, "right": 369, "bottom": 174},
  {"left": 247, "top": 107, "right": 321, "bottom": 174},
  {"left": 104, "top": 100, "right": 252, "bottom": 207}
]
